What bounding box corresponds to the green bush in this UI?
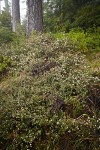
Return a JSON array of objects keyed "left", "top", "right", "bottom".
[
  {"left": 72, "top": 4, "right": 100, "bottom": 29},
  {"left": 0, "top": 27, "right": 15, "bottom": 44},
  {"left": 0, "top": 34, "right": 99, "bottom": 149},
  {"left": 0, "top": 55, "right": 11, "bottom": 81},
  {"left": 0, "top": 10, "right": 11, "bottom": 29},
  {"left": 0, "top": 55, "right": 10, "bottom": 71},
  {"left": 67, "top": 27, "right": 100, "bottom": 53}
]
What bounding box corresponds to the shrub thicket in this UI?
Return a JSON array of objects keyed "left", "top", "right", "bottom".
[
  {"left": 54, "top": 27, "right": 100, "bottom": 53},
  {"left": 0, "top": 27, "right": 15, "bottom": 44},
  {"left": 0, "top": 34, "right": 100, "bottom": 150}
]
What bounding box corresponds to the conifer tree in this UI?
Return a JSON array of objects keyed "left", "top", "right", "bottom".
[
  {"left": 12, "top": 0, "right": 20, "bottom": 32},
  {"left": 27, "top": 0, "right": 43, "bottom": 36}
]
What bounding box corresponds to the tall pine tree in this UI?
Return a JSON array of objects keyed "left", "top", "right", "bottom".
[
  {"left": 27, "top": 0, "right": 43, "bottom": 36},
  {"left": 12, "top": 0, "right": 20, "bottom": 33}
]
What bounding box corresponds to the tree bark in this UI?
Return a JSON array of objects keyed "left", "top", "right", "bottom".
[
  {"left": 12, "top": 0, "right": 20, "bottom": 33},
  {"left": 0, "top": 1, "right": 1, "bottom": 14},
  {"left": 4, "top": 0, "right": 9, "bottom": 12},
  {"left": 27, "top": 0, "right": 43, "bottom": 36}
]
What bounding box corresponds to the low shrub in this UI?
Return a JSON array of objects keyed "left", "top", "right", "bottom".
[
  {"left": 0, "top": 55, "right": 11, "bottom": 80},
  {"left": 0, "top": 34, "right": 99, "bottom": 150},
  {"left": 66, "top": 27, "right": 100, "bottom": 53}
]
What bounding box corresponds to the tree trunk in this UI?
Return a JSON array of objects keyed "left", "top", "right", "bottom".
[
  {"left": 0, "top": 1, "right": 1, "bottom": 14},
  {"left": 12, "top": 0, "right": 20, "bottom": 33},
  {"left": 4, "top": 0, "right": 9, "bottom": 12},
  {"left": 27, "top": 0, "right": 43, "bottom": 36}
]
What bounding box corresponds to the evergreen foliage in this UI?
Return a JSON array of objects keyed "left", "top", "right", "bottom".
[
  {"left": 43, "top": 0, "right": 100, "bottom": 32},
  {"left": 0, "top": 10, "right": 11, "bottom": 29},
  {"left": 0, "top": 33, "right": 99, "bottom": 149},
  {"left": 0, "top": 11, "right": 14, "bottom": 44}
]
